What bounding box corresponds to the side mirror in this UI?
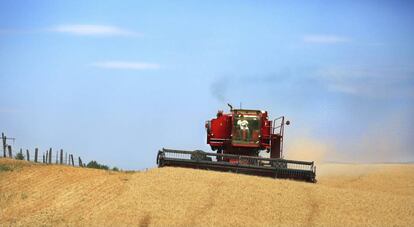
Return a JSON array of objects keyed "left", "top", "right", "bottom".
[{"left": 285, "top": 120, "right": 290, "bottom": 125}]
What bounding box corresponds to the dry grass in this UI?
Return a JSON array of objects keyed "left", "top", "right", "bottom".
[{"left": 1, "top": 158, "right": 413, "bottom": 226}]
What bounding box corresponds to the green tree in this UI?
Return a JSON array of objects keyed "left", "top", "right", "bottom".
[
  {"left": 86, "top": 160, "right": 109, "bottom": 170},
  {"left": 15, "top": 152, "right": 24, "bottom": 160}
]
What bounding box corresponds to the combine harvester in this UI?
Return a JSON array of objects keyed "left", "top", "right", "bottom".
[{"left": 157, "top": 104, "right": 316, "bottom": 182}]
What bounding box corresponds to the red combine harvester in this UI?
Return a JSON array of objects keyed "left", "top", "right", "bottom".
[{"left": 157, "top": 104, "right": 316, "bottom": 182}]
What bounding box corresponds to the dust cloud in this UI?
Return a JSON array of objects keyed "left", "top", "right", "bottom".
[
  {"left": 284, "top": 132, "right": 412, "bottom": 165},
  {"left": 339, "top": 112, "right": 413, "bottom": 163},
  {"left": 285, "top": 136, "right": 337, "bottom": 163},
  {"left": 268, "top": 113, "right": 411, "bottom": 165}
]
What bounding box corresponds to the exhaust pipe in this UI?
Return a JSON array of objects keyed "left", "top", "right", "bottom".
[{"left": 227, "top": 103, "right": 233, "bottom": 111}]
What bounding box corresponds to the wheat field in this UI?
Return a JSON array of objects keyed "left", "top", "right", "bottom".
[{"left": 1, "top": 158, "right": 413, "bottom": 226}]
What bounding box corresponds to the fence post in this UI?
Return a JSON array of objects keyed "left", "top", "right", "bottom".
[
  {"left": 55, "top": 150, "right": 58, "bottom": 164},
  {"left": 26, "top": 149, "right": 30, "bottom": 161},
  {"left": 70, "top": 154, "right": 74, "bottom": 166},
  {"left": 78, "top": 157, "right": 83, "bottom": 167},
  {"left": 59, "top": 149, "right": 63, "bottom": 164},
  {"left": 45, "top": 150, "right": 48, "bottom": 163},
  {"left": 43, "top": 153, "right": 45, "bottom": 163},
  {"left": 2, "top": 133, "right": 6, "bottom": 158},
  {"left": 48, "top": 148, "right": 52, "bottom": 164},
  {"left": 7, "top": 145, "right": 12, "bottom": 158},
  {"left": 34, "top": 148, "right": 38, "bottom": 162}
]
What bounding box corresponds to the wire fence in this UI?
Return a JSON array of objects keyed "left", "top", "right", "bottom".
[{"left": 1, "top": 132, "right": 85, "bottom": 167}]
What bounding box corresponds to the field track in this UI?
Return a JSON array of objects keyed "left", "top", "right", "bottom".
[{"left": 1, "top": 159, "right": 414, "bottom": 226}]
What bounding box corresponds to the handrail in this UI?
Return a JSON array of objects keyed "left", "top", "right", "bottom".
[
  {"left": 272, "top": 116, "right": 285, "bottom": 135},
  {"left": 271, "top": 116, "right": 287, "bottom": 158}
]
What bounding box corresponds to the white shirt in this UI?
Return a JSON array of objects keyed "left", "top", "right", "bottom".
[{"left": 237, "top": 119, "right": 249, "bottom": 130}]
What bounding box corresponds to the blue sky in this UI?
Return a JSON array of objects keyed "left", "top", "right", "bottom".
[{"left": 1, "top": 0, "right": 413, "bottom": 169}]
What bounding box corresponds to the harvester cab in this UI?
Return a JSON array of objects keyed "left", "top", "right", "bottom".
[
  {"left": 157, "top": 105, "right": 316, "bottom": 183},
  {"left": 231, "top": 110, "right": 261, "bottom": 146}
]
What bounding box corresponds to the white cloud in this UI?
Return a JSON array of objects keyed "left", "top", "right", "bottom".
[
  {"left": 303, "top": 35, "right": 350, "bottom": 44},
  {"left": 316, "top": 66, "right": 414, "bottom": 98},
  {"left": 326, "top": 84, "right": 358, "bottom": 95},
  {"left": 0, "top": 108, "right": 20, "bottom": 113},
  {"left": 91, "top": 61, "right": 160, "bottom": 70},
  {"left": 52, "top": 24, "right": 140, "bottom": 37},
  {"left": 367, "top": 42, "right": 385, "bottom": 46},
  {"left": 0, "top": 28, "right": 41, "bottom": 35},
  {"left": 0, "top": 29, "right": 11, "bottom": 34}
]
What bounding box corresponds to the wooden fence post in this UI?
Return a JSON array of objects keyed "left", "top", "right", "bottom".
[
  {"left": 70, "top": 154, "right": 74, "bottom": 166},
  {"left": 20, "top": 148, "right": 23, "bottom": 159},
  {"left": 2, "top": 133, "right": 6, "bottom": 158},
  {"left": 26, "top": 149, "right": 30, "bottom": 161},
  {"left": 7, "top": 145, "right": 12, "bottom": 158},
  {"left": 78, "top": 157, "right": 83, "bottom": 167},
  {"left": 48, "top": 148, "right": 52, "bottom": 164},
  {"left": 55, "top": 150, "right": 58, "bottom": 164},
  {"left": 65, "top": 152, "right": 68, "bottom": 165},
  {"left": 60, "top": 149, "right": 63, "bottom": 164},
  {"left": 43, "top": 153, "right": 45, "bottom": 163},
  {"left": 34, "top": 148, "right": 38, "bottom": 162},
  {"left": 45, "top": 150, "right": 48, "bottom": 163}
]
